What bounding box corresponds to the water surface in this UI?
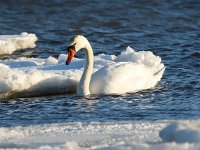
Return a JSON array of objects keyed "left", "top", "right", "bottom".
[{"left": 0, "top": 0, "right": 200, "bottom": 127}]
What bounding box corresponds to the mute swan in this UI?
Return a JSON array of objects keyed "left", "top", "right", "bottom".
[{"left": 66, "top": 35, "right": 165, "bottom": 96}]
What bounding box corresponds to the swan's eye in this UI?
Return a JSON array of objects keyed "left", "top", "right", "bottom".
[{"left": 67, "top": 43, "right": 76, "bottom": 52}]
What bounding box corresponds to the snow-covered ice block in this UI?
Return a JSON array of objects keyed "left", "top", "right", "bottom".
[{"left": 0, "top": 32, "right": 37, "bottom": 54}]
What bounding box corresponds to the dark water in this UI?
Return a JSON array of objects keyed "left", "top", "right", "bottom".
[{"left": 0, "top": 0, "right": 200, "bottom": 127}]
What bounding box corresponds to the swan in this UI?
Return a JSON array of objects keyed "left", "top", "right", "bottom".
[{"left": 66, "top": 35, "right": 165, "bottom": 96}]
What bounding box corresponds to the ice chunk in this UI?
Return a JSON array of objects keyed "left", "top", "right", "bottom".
[{"left": 0, "top": 32, "right": 37, "bottom": 54}]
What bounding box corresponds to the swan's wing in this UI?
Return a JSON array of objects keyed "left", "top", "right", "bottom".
[{"left": 90, "top": 62, "right": 164, "bottom": 94}]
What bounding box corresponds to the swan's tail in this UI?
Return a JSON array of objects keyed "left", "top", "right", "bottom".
[{"left": 154, "top": 66, "right": 166, "bottom": 76}]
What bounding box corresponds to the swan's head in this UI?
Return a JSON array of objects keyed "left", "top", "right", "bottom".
[{"left": 66, "top": 35, "right": 89, "bottom": 65}]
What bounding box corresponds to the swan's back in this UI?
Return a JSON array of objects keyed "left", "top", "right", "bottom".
[
  {"left": 90, "top": 47, "right": 165, "bottom": 94},
  {"left": 90, "top": 62, "right": 164, "bottom": 94}
]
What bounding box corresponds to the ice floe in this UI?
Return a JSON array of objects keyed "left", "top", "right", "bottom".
[
  {"left": 0, "top": 32, "right": 37, "bottom": 55},
  {"left": 1, "top": 121, "right": 200, "bottom": 150}
]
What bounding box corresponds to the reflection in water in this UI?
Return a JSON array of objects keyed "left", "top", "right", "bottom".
[{"left": 77, "top": 96, "right": 99, "bottom": 112}]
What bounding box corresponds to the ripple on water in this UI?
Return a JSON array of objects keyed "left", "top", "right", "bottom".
[{"left": 191, "top": 52, "right": 200, "bottom": 58}]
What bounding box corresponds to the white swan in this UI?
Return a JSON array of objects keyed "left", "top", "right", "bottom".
[{"left": 66, "top": 35, "right": 165, "bottom": 96}]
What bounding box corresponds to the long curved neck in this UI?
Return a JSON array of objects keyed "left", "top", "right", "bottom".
[{"left": 77, "top": 43, "right": 94, "bottom": 96}]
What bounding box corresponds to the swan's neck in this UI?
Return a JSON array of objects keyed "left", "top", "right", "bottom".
[{"left": 77, "top": 44, "right": 94, "bottom": 96}]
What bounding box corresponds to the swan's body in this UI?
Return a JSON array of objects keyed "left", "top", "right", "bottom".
[{"left": 66, "top": 35, "right": 165, "bottom": 96}]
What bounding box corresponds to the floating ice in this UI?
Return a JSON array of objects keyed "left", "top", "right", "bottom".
[
  {"left": 160, "top": 120, "right": 200, "bottom": 143},
  {"left": 0, "top": 121, "right": 165, "bottom": 150},
  {"left": 0, "top": 32, "right": 37, "bottom": 54},
  {"left": 1, "top": 121, "right": 200, "bottom": 150},
  {"left": 0, "top": 46, "right": 165, "bottom": 99}
]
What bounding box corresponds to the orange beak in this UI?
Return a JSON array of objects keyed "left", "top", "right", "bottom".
[{"left": 66, "top": 47, "right": 76, "bottom": 65}]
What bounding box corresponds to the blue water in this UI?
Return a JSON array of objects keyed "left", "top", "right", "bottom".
[{"left": 0, "top": 0, "right": 200, "bottom": 127}]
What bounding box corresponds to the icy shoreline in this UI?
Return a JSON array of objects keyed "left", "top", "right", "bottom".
[{"left": 1, "top": 120, "right": 200, "bottom": 150}]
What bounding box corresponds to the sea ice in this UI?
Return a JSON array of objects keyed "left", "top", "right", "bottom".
[
  {"left": 0, "top": 32, "right": 37, "bottom": 54},
  {"left": 0, "top": 46, "right": 164, "bottom": 99},
  {"left": 1, "top": 121, "right": 200, "bottom": 150},
  {"left": 160, "top": 120, "right": 200, "bottom": 143}
]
